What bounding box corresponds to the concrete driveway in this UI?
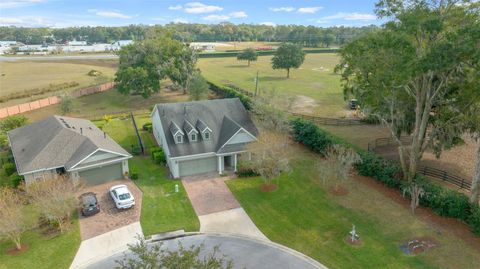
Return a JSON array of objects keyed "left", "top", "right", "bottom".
[
  {"left": 70, "top": 222, "right": 143, "bottom": 269},
  {"left": 182, "top": 174, "right": 267, "bottom": 240},
  {"left": 85, "top": 233, "right": 328, "bottom": 269},
  {"left": 78, "top": 179, "right": 142, "bottom": 240}
]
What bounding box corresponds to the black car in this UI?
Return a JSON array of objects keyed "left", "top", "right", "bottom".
[{"left": 79, "top": 192, "right": 100, "bottom": 216}]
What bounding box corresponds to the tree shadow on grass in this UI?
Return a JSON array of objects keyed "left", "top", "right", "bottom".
[
  {"left": 260, "top": 76, "right": 288, "bottom": 81},
  {"left": 224, "top": 65, "right": 250, "bottom": 68}
]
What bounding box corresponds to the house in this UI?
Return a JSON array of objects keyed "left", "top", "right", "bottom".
[
  {"left": 189, "top": 42, "right": 216, "bottom": 52},
  {"left": 151, "top": 98, "right": 258, "bottom": 178},
  {"left": 8, "top": 116, "right": 132, "bottom": 185}
]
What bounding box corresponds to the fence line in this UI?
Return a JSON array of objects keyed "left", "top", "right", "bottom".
[
  {"left": 0, "top": 82, "right": 115, "bottom": 119},
  {"left": 222, "top": 82, "right": 366, "bottom": 126},
  {"left": 367, "top": 136, "right": 471, "bottom": 190}
]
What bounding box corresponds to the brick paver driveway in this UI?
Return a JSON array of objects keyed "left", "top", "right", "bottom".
[
  {"left": 78, "top": 179, "right": 143, "bottom": 240},
  {"left": 182, "top": 173, "right": 240, "bottom": 216}
]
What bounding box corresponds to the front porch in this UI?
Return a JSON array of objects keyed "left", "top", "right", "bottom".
[{"left": 217, "top": 153, "right": 240, "bottom": 175}]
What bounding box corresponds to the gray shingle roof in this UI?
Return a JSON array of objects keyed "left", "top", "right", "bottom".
[
  {"left": 155, "top": 98, "right": 258, "bottom": 158},
  {"left": 8, "top": 115, "right": 131, "bottom": 175},
  {"left": 183, "top": 119, "right": 197, "bottom": 134}
]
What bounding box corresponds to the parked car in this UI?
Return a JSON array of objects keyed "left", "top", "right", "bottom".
[
  {"left": 79, "top": 192, "right": 100, "bottom": 216},
  {"left": 109, "top": 184, "right": 135, "bottom": 209}
]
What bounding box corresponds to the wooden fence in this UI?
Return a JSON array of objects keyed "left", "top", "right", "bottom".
[
  {"left": 288, "top": 112, "right": 363, "bottom": 126},
  {"left": 0, "top": 82, "right": 115, "bottom": 119},
  {"left": 368, "top": 136, "right": 471, "bottom": 190}
]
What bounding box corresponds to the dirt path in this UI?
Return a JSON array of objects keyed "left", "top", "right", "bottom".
[{"left": 291, "top": 95, "right": 318, "bottom": 115}]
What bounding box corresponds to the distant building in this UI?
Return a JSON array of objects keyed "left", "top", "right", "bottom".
[
  {"left": 67, "top": 40, "right": 88, "bottom": 46},
  {"left": 0, "top": 41, "right": 18, "bottom": 47},
  {"left": 189, "top": 42, "right": 216, "bottom": 52},
  {"left": 110, "top": 40, "right": 133, "bottom": 51}
]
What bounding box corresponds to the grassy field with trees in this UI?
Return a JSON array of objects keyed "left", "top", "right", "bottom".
[{"left": 198, "top": 53, "right": 346, "bottom": 117}]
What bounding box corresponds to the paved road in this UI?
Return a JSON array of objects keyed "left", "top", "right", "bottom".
[
  {"left": 0, "top": 55, "right": 118, "bottom": 61},
  {"left": 85, "top": 233, "right": 328, "bottom": 269}
]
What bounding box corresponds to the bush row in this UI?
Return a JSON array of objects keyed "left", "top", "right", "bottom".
[
  {"left": 207, "top": 81, "right": 253, "bottom": 110},
  {"left": 151, "top": 147, "right": 166, "bottom": 165},
  {"left": 290, "top": 118, "right": 480, "bottom": 235}
]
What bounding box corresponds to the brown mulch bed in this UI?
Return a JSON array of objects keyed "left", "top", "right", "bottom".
[
  {"left": 345, "top": 236, "right": 363, "bottom": 246},
  {"left": 330, "top": 186, "right": 349, "bottom": 196},
  {"left": 6, "top": 244, "right": 29, "bottom": 256},
  {"left": 260, "top": 183, "right": 278, "bottom": 192},
  {"left": 353, "top": 173, "right": 480, "bottom": 250}
]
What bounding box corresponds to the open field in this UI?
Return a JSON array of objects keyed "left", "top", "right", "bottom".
[
  {"left": 198, "top": 53, "right": 348, "bottom": 117},
  {"left": 227, "top": 148, "right": 480, "bottom": 269},
  {"left": 0, "top": 59, "right": 118, "bottom": 107}
]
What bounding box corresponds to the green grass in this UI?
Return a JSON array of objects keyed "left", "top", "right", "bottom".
[
  {"left": 130, "top": 156, "right": 199, "bottom": 236},
  {"left": 226, "top": 153, "right": 480, "bottom": 269},
  {"left": 0, "top": 59, "right": 117, "bottom": 106},
  {"left": 198, "top": 53, "right": 346, "bottom": 117},
  {"left": 0, "top": 207, "right": 81, "bottom": 269}
]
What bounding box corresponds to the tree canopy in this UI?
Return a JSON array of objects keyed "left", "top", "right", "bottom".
[
  {"left": 336, "top": 0, "right": 480, "bottom": 181},
  {"left": 237, "top": 48, "right": 258, "bottom": 66},
  {"left": 271, "top": 43, "right": 306, "bottom": 78},
  {"left": 115, "top": 31, "right": 198, "bottom": 98}
]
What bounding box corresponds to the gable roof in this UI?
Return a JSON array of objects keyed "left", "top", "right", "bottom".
[
  {"left": 155, "top": 98, "right": 258, "bottom": 158},
  {"left": 8, "top": 116, "right": 131, "bottom": 175}
]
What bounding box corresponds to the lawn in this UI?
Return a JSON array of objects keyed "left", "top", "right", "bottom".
[
  {"left": 226, "top": 151, "right": 480, "bottom": 269},
  {"left": 22, "top": 86, "right": 189, "bottom": 122},
  {"left": 0, "top": 59, "right": 118, "bottom": 106},
  {"left": 0, "top": 206, "right": 81, "bottom": 269},
  {"left": 99, "top": 117, "right": 199, "bottom": 236},
  {"left": 198, "top": 53, "right": 346, "bottom": 117},
  {"left": 130, "top": 156, "right": 199, "bottom": 236}
]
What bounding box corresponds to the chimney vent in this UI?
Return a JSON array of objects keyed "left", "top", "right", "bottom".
[{"left": 80, "top": 127, "right": 83, "bottom": 134}]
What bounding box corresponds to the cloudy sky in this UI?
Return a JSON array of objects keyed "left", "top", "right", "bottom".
[{"left": 0, "top": 0, "right": 383, "bottom": 28}]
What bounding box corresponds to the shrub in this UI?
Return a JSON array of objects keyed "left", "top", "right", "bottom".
[
  {"left": 3, "top": 162, "right": 16, "bottom": 176},
  {"left": 131, "top": 146, "right": 142, "bottom": 155},
  {"left": 9, "top": 172, "right": 23, "bottom": 188},
  {"left": 469, "top": 205, "right": 480, "bottom": 236},
  {"left": 291, "top": 118, "right": 340, "bottom": 156},
  {"left": 142, "top": 122, "right": 153, "bottom": 132},
  {"left": 150, "top": 147, "right": 162, "bottom": 159},
  {"left": 237, "top": 163, "right": 259, "bottom": 177},
  {"left": 356, "top": 151, "right": 401, "bottom": 188},
  {"left": 130, "top": 170, "right": 139, "bottom": 180},
  {"left": 429, "top": 189, "right": 471, "bottom": 221},
  {"left": 153, "top": 151, "right": 165, "bottom": 164}
]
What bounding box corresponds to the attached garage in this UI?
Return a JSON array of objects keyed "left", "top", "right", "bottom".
[
  {"left": 179, "top": 157, "right": 217, "bottom": 177},
  {"left": 78, "top": 162, "right": 124, "bottom": 185}
]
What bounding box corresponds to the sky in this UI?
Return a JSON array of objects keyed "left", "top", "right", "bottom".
[{"left": 0, "top": 0, "right": 384, "bottom": 28}]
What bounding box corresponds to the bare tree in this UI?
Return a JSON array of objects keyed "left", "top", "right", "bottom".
[
  {"left": 115, "top": 236, "right": 234, "bottom": 269},
  {"left": 320, "top": 145, "right": 362, "bottom": 192},
  {"left": 0, "top": 187, "right": 29, "bottom": 250},
  {"left": 242, "top": 131, "right": 291, "bottom": 189},
  {"left": 251, "top": 89, "right": 295, "bottom": 133},
  {"left": 402, "top": 182, "right": 425, "bottom": 215},
  {"left": 26, "top": 176, "right": 82, "bottom": 233}
]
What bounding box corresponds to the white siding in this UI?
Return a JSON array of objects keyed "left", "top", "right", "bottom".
[
  {"left": 81, "top": 151, "right": 120, "bottom": 164},
  {"left": 227, "top": 130, "right": 255, "bottom": 145},
  {"left": 152, "top": 108, "right": 176, "bottom": 177}
]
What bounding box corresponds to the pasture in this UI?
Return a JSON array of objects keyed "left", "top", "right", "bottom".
[
  {"left": 198, "top": 53, "right": 347, "bottom": 117},
  {"left": 0, "top": 59, "right": 117, "bottom": 107}
]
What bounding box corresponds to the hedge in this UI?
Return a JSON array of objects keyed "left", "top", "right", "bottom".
[
  {"left": 153, "top": 151, "right": 166, "bottom": 165},
  {"left": 142, "top": 122, "right": 153, "bottom": 132},
  {"left": 3, "top": 162, "right": 16, "bottom": 176},
  {"left": 290, "top": 118, "right": 480, "bottom": 236},
  {"left": 9, "top": 172, "right": 23, "bottom": 188},
  {"left": 130, "top": 170, "right": 139, "bottom": 180},
  {"left": 198, "top": 48, "right": 338, "bottom": 58},
  {"left": 207, "top": 81, "right": 253, "bottom": 110}
]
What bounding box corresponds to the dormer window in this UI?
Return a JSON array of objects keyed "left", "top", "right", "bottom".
[
  {"left": 191, "top": 133, "right": 197, "bottom": 141},
  {"left": 203, "top": 131, "right": 211, "bottom": 140},
  {"left": 176, "top": 135, "right": 183, "bottom": 143}
]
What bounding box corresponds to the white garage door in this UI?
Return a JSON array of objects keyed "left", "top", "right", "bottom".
[{"left": 179, "top": 157, "right": 217, "bottom": 177}]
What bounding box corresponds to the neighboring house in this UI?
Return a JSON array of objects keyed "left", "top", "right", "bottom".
[
  {"left": 8, "top": 116, "right": 132, "bottom": 185},
  {"left": 151, "top": 98, "right": 258, "bottom": 178}
]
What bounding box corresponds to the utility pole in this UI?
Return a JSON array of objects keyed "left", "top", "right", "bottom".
[{"left": 254, "top": 70, "right": 259, "bottom": 97}]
